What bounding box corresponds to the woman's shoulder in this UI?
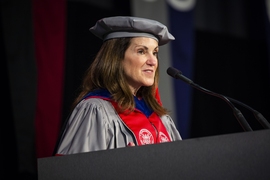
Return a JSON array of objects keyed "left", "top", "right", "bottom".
[
  {"left": 68, "top": 98, "right": 117, "bottom": 125},
  {"left": 83, "top": 97, "right": 109, "bottom": 103},
  {"left": 75, "top": 98, "right": 116, "bottom": 115},
  {"left": 78, "top": 98, "right": 112, "bottom": 107}
]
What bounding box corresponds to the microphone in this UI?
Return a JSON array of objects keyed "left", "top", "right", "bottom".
[
  {"left": 167, "top": 67, "right": 256, "bottom": 132},
  {"left": 224, "top": 96, "right": 270, "bottom": 129},
  {"left": 167, "top": 66, "right": 270, "bottom": 130}
]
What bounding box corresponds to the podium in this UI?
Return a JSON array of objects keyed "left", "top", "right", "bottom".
[{"left": 38, "top": 129, "right": 270, "bottom": 180}]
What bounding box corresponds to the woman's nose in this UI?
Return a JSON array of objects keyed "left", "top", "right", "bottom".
[{"left": 146, "top": 55, "right": 157, "bottom": 66}]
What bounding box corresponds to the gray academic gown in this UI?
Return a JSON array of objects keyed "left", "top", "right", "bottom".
[{"left": 56, "top": 98, "right": 182, "bottom": 155}]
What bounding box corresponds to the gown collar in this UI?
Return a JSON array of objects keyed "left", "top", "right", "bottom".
[{"left": 84, "top": 89, "right": 153, "bottom": 117}]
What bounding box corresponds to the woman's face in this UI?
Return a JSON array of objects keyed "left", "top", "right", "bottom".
[{"left": 122, "top": 37, "right": 159, "bottom": 95}]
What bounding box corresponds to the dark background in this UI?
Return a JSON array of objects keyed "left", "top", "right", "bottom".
[{"left": 2, "top": 0, "right": 270, "bottom": 179}]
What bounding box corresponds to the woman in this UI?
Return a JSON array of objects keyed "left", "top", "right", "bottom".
[{"left": 54, "top": 16, "right": 182, "bottom": 155}]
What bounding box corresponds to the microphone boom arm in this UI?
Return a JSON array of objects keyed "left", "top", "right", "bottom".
[
  {"left": 226, "top": 97, "right": 270, "bottom": 129},
  {"left": 190, "top": 82, "right": 253, "bottom": 131},
  {"left": 167, "top": 66, "right": 270, "bottom": 131}
]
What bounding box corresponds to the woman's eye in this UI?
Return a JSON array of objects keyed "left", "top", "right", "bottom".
[
  {"left": 153, "top": 51, "right": 158, "bottom": 57},
  {"left": 138, "top": 50, "right": 145, "bottom": 54}
]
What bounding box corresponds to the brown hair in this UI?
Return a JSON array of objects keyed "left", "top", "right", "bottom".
[{"left": 72, "top": 38, "right": 169, "bottom": 116}]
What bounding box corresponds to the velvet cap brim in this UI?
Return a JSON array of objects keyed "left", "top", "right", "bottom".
[{"left": 89, "top": 16, "right": 175, "bottom": 46}]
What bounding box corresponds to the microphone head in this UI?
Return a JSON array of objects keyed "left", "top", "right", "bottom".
[
  {"left": 166, "top": 67, "right": 182, "bottom": 78},
  {"left": 167, "top": 67, "right": 193, "bottom": 84}
]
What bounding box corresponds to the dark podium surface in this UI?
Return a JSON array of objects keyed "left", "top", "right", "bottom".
[{"left": 38, "top": 129, "right": 270, "bottom": 180}]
